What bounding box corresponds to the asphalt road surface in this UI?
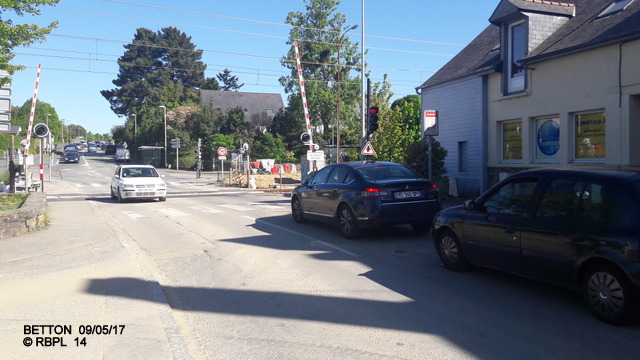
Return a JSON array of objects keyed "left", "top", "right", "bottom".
[{"left": 2, "top": 151, "right": 639, "bottom": 359}]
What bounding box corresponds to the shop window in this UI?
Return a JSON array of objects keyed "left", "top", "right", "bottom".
[
  {"left": 534, "top": 117, "right": 560, "bottom": 163},
  {"left": 574, "top": 112, "right": 605, "bottom": 161},
  {"left": 502, "top": 120, "right": 522, "bottom": 161}
]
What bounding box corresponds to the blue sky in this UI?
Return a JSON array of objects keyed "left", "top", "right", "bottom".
[{"left": 8, "top": 0, "right": 498, "bottom": 135}]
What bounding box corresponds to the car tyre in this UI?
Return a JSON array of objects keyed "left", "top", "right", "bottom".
[
  {"left": 582, "top": 264, "right": 637, "bottom": 325},
  {"left": 338, "top": 205, "right": 361, "bottom": 239},
  {"left": 436, "top": 229, "right": 470, "bottom": 271},
  {"left": 291, "top": 197, "right": 305, "bottom": 223},
  {"left": 110, "top": 187, "right": 117, "bottom": 200},
  {"left": 117, "top": 189, "right": 126, "bottom": 203},
  {"left": 159, "top": 197, "right": 166, "bottom": 202}
]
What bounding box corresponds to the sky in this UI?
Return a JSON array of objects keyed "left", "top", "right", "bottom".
[{"left": 7, "top": 0, "right": 499, "bottom": 135}]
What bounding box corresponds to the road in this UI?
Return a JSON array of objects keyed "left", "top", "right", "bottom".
[{"left": 2, "top": 150, "right": 639, "bottom": 359}]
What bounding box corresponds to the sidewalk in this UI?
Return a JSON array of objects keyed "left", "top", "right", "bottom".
[{"left": 0, "top": 180, "right": 181, "bottom": 359}]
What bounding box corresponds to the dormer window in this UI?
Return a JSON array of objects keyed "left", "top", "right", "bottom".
[
  {"left": 507, "top": 21, "right": 527, "bottom": 94},
  {"left": 598, "top": 0, "right": 634, "bottom": 18}
]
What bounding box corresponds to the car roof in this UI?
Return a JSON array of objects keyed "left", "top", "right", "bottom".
[
  {"left": 119, "top": 164, "right": 155, "bottom": 169},
  {"left": 515, "top": 168, "right": 640, "bottom": 182},
  {"left": 337, "top": 161, "right": 403, "bottom": 169}
]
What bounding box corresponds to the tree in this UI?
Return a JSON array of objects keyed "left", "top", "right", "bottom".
[
  {"left": 101, "top": 27, "right": 207, "bottom": 116},
  {"left": 0, "top": 0, "right": 58, "bottom": 82},
  {"left": 217, "top": 69, "right": 244, "bottom": 91},
  {"left": 253, "top": 132, "right": 286, "bottom": 160},
  {"left": 279, "top": 0, "right": 361, "bottom": 138}
]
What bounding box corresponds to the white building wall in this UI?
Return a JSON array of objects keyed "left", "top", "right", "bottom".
[
  {"left": 487, "top": 40, "right": 640, "bottom": 173},
  {"left": 422, "top": 76, "right": 486, "bottom": 196}
]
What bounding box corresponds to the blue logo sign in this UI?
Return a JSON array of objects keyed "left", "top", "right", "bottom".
[{"left": 537, "top": 120, "right": 559, "bottom": 156}]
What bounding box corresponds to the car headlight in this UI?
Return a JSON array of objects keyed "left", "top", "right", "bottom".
[{"left": 123, "top": 184, "right": 135, "bottom": 190}]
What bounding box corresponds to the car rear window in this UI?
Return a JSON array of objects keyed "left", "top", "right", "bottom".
[{"left": 356, "top": 165, "right": 419, "bottom": 180}]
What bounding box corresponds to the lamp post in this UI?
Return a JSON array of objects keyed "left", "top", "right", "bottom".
[
  {"left": 46, "top": 114, "right": 51, "bottom": 153},
  {"left": 159, "top": 105, "right": 167, "bottom": 167},
  {"left": 336, "top": 24, "right": 358, "bottom": 163},
  {"left": 130, "top": 114, "right": 137, "bottom": 144},
  {"left": 61, "top": 119, "right": 64, "bottom": 145}
]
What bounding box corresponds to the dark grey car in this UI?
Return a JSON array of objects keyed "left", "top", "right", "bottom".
[
  {"left": 291, "top": 161, "right": 441, "bottom": 239},
  {"left": 432, "top": 168, "right": 640, "bottom": 325}
]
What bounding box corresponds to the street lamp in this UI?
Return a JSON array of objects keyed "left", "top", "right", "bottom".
[
  {"left": 46, "top": 114, "right": 51, "bottom": 153},
  {"left": 336, "top": 24, "right": 358, "bottom": 163},
  {"left": 61, "top": 119, "right": 64, "bottom": 144},
  {"left": 130, "top": 114, "right": 137, "bottom": 144},
  {"left": 159, "top": 105, "right": 167, "bottom": 167}
]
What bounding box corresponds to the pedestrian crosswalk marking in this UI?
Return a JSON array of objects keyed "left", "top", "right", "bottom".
[
  {"left": 123, "top": 210, "right": 145, "bottom": 220},
  {"left": 218, "top": 204, "right": 252, "bottom": 212},
  {"left": 189, "top": 206, "right": 223, "bottom": 214},
  {"left": 157, "top": 208, "right": 189, "bottom": 217}
]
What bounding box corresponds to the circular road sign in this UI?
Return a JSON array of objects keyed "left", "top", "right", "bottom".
[{"left": 217, "top": 147, "right": 228, "bottom": 156}]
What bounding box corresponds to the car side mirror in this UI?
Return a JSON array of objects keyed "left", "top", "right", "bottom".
[{"left": 464, "top": 200, "right": 476, "bottom": 211}]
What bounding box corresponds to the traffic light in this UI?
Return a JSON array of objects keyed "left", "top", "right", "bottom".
[
  {"left": 300, "top": 132, "right": 312, "bottom": 144},
  {"left": 368, "top": 106, "right": 379, "bottom": 134},
  {"left": 33, "top": 123, "right": 50, "bottom": 138}
]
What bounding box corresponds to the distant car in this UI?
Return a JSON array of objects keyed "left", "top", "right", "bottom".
[
  {"left": 432, "top": 168, "right": 640, "bottom": 325},
  {"left": 105, "top": 144, "right": 117, "bottom": 155},
  {"left": 63, "top": 148, "right": 80, "bottom": 163},
  {"left": 87, "top": 145, "right": 97, "bottom": 153},
  {"left": 114, "top": 147, "right": 130, "bottom": 163},
  {"left": 110, "top": 164, "right": 167, "bottom": 202},
  {"left": 291, "top": 161, "right": 441, "bottom": 239}
]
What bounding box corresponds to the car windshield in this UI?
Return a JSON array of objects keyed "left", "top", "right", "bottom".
[
  {"left": 122, "top": 168, "right": 158, "bottom": 178},
  {"left": 355, "top": 165, "right": 419, "bottom": 180}
]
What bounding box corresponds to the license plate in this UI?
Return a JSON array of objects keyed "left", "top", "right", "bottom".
[{"left": 395, "top": 191, "right": 421, "bottom": 199}]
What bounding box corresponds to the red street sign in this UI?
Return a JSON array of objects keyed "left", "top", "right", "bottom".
[
  {"left": 361, "top": 141, "right": 376, "bottom": 155},
  {"left": 217, "top": 147, "right": 228, "bottom": 156}
]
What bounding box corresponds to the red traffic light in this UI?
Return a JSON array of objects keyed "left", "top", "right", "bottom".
[{"left": 369, "top": 106, "right": 379, "bottom": 115}]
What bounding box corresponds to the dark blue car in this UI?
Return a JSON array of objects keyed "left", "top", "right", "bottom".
[
  {"left": 291, "top": 161, "right": 441, "bottom": 239},
  {"left": 432, "top": 168, "right": 640, "bottom": 325}
]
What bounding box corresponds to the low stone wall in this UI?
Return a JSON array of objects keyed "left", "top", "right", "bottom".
[{"left": 0, "top": 192, "right": 47, "bottom": 239}]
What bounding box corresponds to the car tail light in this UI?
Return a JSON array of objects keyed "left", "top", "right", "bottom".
[
  {"left": 426, "top": 184, "right": 439, "bottom": 200},
  {"left": 362, "top": 187, "right": 389, "bottom": 199}
]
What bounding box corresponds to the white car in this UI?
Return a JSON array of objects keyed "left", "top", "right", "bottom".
[{"left": 110, "top": 164, "right": 167, "bottom": 202}]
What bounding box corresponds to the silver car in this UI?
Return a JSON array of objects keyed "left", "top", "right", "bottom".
[{"left": 110, "top": 165, "right": 167, "bottom": 202}]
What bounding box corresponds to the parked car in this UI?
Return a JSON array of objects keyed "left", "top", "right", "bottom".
[
  {"left": 87, "top": 145, "right": 97, "bottom": 153},
  {"left": 432, "top": 168, "right": 640, "bottom": 325},
  {"left": 110, "top": 164, "right": 166, "bottom": 202},
  {"left": 115, "top": 147, "right": 130, "bottom": 163},
  {"left": 105, "top": 144, "right": 117, "bottom": 155},
  {"left": 63, "top": 148, "right": 80, "bottom": 163},
  {"left": 291, "top": 161, "right": 441, "bottom": 239}
]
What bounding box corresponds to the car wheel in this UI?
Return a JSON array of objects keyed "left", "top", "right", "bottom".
[
  {"left": 436, "top": 229, "right": 470, "bottom": 271},
  {"left": 159, "top": 197, "right": 166, "bottom": 202},
  {"left": 582, "top": 264, "right": 637, "bottom": 325},
  {"left": 117, "top": 189, "right": 126, "bottom": 203},
  {"left": 411, "top": 222, "right": 429, "bottom": 234},
  {"left": 291, "top": 197, "right": 305, "bottom": 223},
  {"left": 338, "top": 205, "right": 361, "bottom": 239},
  {"left": 110, "top": 187, "right": 117, "bottom": 200}
]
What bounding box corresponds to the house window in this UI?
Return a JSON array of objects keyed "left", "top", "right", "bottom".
[
  {"left": 266, "top": 109, "right": 274, "bottom": 115},
  {"left": 458, "top": 141, "right": 468, "bottom": 173},
  {"left": 575, "top": 112, "right": 605, "bottom": 160},
  {"left": 507, "top": 21, "right": 527, "bottom": 93},
  {"left": 501, "top": 120, "right": 522, "bottom": 161},
  {"left": 215, "top": 106, "right": 222, "bottom": 111},
  {"left": 243, "top": 108, "right": 249, "bottom": 112},
  {"left": 598, "top": 0, "right": 635, "bottom": 18},
  {"left": 534, "top": 117, "right": 560, "bottom": 163}
]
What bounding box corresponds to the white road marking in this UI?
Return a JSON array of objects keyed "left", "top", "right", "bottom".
[
  {"left": 157, "top": 208, "right": 189, "bottom": 217},
  {"left": 189, "top": 206, "right": 223, "bottom": 214},
  {"left": 218, "top": 204, "right": 253, "bottom": 212},
  {"left": 123, "top": 210, "right": 145, "bottom": 220},
  {"left": 91, "top": 183, "right": 102, "bottom": 187},
  {"left": 242, "top": 216, "right": 358, "bottom": 257}
]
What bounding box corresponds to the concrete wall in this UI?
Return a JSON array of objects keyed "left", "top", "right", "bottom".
[{"left": 0, "top": 192, "right": 47, "bottom": 238}]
